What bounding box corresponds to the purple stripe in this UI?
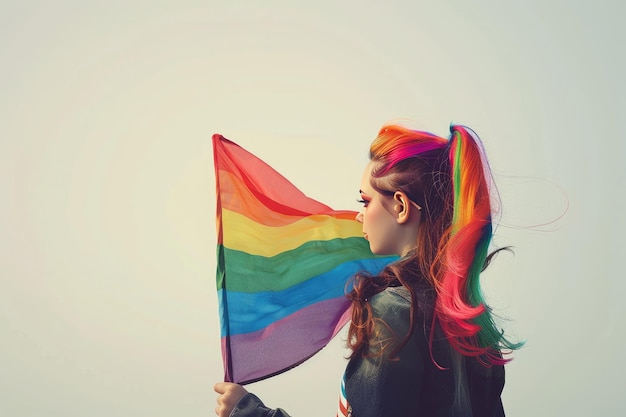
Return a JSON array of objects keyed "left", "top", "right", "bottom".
[{"left": 221, "top": 296, "right": 352, "bottom": 384}]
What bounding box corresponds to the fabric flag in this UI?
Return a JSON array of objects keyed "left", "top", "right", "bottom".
[{"left": 213, "top": 134, "right": 395, "bottom": 384}]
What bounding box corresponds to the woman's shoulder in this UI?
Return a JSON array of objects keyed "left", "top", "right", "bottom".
[
  {"left": 368, "top": 285, "right": 433, "bottom": 333},
  {"left": 368, "top": 286, "right": 410, "bottom": 315},
  {"left": 369, "top": 284, "right": 434, "bottom": 315},
  {"left": 364, "top": 285, "right": 434, "bottom": 360}
]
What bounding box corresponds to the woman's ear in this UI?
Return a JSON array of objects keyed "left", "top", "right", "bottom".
[{"left": 393, "top": 192, "right": 411, "bottom": 224}]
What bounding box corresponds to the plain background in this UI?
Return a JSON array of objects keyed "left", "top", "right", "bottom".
[{"left": 1, "top": 1, "right": 624, "bottom": 416}]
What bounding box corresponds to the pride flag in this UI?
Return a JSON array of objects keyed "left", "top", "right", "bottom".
[{"left": 213, "top": 134, "right": 395, "bottom": 384}]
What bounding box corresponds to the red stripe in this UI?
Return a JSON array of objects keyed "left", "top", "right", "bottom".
[
  {"left": 213, "top": 134, "right": 332, "bottom": 219},
  {"left": 338, "top": 401, "right": 348, "bottom": 416}
]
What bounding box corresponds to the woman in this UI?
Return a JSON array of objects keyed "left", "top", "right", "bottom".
[{"left": 215, "top": 123, "right": 521, "bottom": 417}]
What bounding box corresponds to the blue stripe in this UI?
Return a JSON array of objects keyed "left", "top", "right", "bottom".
[{"left": 219, "top": 256, "right": 396, "bottom": 336}]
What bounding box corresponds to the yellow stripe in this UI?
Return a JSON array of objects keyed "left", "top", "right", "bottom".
[{"left": 223, "top": 209, "right": 363, "bottom": 257}]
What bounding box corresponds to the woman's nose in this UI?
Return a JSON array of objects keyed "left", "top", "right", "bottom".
[{"left": 355, "top": 211, "right": 363, "bottom": 223}]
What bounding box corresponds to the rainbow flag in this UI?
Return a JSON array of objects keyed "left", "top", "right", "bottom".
[{"left": 213, "top": 134, "right": 395, "bottom": 384}]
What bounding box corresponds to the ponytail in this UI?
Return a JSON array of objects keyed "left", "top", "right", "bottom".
[{"left": 436, "top": 125, "right": 522, "bottom": 365}]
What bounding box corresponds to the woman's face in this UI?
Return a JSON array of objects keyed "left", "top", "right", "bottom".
[{"left": 355, "top": 163, "right": 402, "bottom": 256}]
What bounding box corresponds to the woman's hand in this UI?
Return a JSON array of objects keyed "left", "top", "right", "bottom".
[{"left": 214, "top": 382, "right": 249, "bottom": 417}]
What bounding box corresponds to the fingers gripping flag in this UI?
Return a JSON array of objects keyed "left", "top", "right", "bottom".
[{"left": 213, "top": 134, "right": 395, "bottom": 384}]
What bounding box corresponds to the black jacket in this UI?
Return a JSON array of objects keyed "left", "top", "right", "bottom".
[{"left": 344, "top": 286, "right": 505, "bottom": 417}]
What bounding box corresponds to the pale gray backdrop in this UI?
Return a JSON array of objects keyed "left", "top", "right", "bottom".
[{"left": 1, "top": 1, "right": 623, "bottom": 416}]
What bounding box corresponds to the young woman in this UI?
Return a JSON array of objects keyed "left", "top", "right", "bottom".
[{"left": 214, "top": 123, "right": 521, "bottom": 417}]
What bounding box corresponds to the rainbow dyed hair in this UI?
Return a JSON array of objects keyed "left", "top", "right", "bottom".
[{"left": 364, "top": 123, "right": 522, "bottom": 365}]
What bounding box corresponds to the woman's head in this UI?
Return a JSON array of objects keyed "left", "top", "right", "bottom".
[
  {"left": 356, "top": 124, "right": 454, "bottom": 284},
  {"left": 350, "top": 122, "right": 521, "bottom": 365}
]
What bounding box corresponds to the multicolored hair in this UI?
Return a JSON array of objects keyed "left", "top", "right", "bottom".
[{"left": 348, "top": 123, "right": 522, "bottom": 366}]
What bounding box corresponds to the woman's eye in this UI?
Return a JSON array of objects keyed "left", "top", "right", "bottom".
[{"left": 357, "top": 199, "right": 369, "bottom": 207}]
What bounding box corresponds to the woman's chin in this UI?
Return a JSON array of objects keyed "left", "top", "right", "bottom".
[{"left": 368, "top": 244, "right": 394, "bottom": 257}]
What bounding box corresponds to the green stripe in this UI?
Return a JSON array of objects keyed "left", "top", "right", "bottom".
[
  {"left": 451, "top": 132, "right": 462, "bottom": 233},
  {"left": 216, "top": 237, "right": 376, "bottom": 292},
  {"left": 216, "top": 243, "right": 227, "bottom": 291}
]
